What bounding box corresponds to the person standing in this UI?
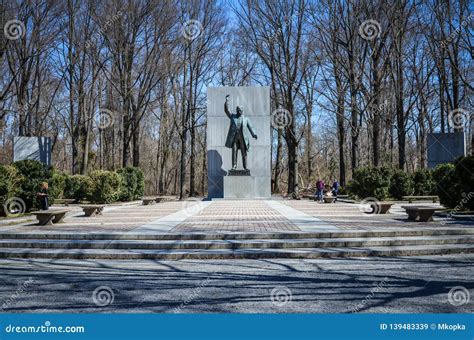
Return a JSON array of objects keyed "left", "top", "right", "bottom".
[
  {"left": 332, "top": 179, "right": 340, "bottom": 201},
  {"left": 319, "top": 179, "right": 325, "bottom": 202},
  {"left": 37, "top": 182, "right": 49, "bottom": 210},
  {"left": 315, "top": 179, "right": 324, "bottom": 202}
]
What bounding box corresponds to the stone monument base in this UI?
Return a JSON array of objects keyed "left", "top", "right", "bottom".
[{"left": 223, "top": 175, "right": 271, "bottom": 199}]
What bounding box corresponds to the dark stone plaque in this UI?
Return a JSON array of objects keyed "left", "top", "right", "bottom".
[{"left": 228, "top": 169, "right": 251, "bottom": 176}]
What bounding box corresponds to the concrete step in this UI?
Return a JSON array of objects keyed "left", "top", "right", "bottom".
[
  {"left": 0, "top": 244, "right": 472, "bottom": 259},
  {"left": 0, "top": 228, "right": 472, "bottom": 241},
  {"left": 0, "top": 235, "right": 472, "bottom": 250}
]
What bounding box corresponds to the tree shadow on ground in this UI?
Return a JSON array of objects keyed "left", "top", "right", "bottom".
[{"left": 0, "top": 256, "right": 472, "bottom": 313}]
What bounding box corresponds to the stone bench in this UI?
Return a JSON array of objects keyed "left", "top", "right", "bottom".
[
  {"left": 323, "top": 196, "right": 336, "bottom": 203},
  {"left": 378, "top": 202, "right": 394, "bottom": 214},
  {"left": 80, "top": 205, "right": 105, "bottom": 217},
  {"left": 402, "top": 205, "right": 440, "bottom": 222},
  {"left": 361, "top": 201, "right": 393, "bottom": 214},
  {"left": 402, "top": 195, "right": 439, "bottom": 203},
  {"left": 31, "top": 209, "right": 70, "bottom": 226},
  {"left": 142, "top": 197, "right": 159, "bottom": 205}
]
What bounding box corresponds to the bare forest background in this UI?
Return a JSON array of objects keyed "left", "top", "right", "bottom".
[{"left": 1, "top": 0, "right": 472, "bottom": 198}]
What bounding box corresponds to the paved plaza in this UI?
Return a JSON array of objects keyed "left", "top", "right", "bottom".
[
  {"left": 1, "top": 199, "right": 470, "bottom": 234},
  {"left": 0, "top": 199, "right": 472, "bottom": 313}
]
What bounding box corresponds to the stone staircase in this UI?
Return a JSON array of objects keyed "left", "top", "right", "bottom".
[{"left": 0, "top": 228, "right": 472, "bottom": 260}]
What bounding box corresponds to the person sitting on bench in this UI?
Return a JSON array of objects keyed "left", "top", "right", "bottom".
[{"left": 37, "top": 182, "right": 49, "bottom": 211}]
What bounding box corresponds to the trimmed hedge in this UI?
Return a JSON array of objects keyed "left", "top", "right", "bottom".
[
  {"left": 0, "top": 165, "right": 23, "bottom": 216},
  {"left": 0, "top": 160, "right": 146, "bottom": 213},
  {"left": 346, "top": 167, "right": 392, "bottom": 200},
  {"left": 118, "top": 167, "right": 145, "bottom": 201},
  {"left": 49, "top": 171, "right": 67, "bottom": 203},
  {"left": 87, "top": 170, "right": 122, "bottom": 204},
  {"left": 432, "top": 163, "right": 458, "bottom": 209},
  {"left": 12, "top": 160, "right": 53, "bottom": 212},
  {"left": 346, "top": 156, "right": 473, "bottom": 209},
  {"left": 454, "top": 156, "right": 474, "bottom": 211},
  {"left": 64, "top": 175, "right": 92, "bottom": 202},
  {"left": 389, "top": 170, "right": 414, "bottom": 200},
  {"left": 413, "top": 169, "right": 435, "bottom": 196}
]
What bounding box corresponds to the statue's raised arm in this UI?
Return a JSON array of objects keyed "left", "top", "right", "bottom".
[{"left": 224, "top": 95, "right": 232, "bottom": 119}]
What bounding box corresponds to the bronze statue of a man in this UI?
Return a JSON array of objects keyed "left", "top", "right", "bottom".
[{"left": 224, "top": 94, "right": 258, "bottom": 170}]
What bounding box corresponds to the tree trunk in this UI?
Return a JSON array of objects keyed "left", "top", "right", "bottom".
[
  {"left": 286, "top": 132, "right": 298, "bottom": 195},
  {"left": 273, "top": 129, "right": 282, "bottom": 193},
  {"left": 122, "top": 111, "right": 131, "bottom": 167},
  {"left": 371, "top": 61, "right": 381, "bottom": 167},
  {"left": 305, "top": 104, "right": 312, "bottom": 183},
  {"left": 132, "top": 116, "right": 140, "bottom": 167}
]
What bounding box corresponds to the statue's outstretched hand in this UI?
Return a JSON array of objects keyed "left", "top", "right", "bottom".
[{"left": 253, "top": 134, "right": 258, "bottom": 140}]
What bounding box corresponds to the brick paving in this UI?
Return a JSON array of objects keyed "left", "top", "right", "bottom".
[
  {"left": 2, "top": 201, "right": 186, "bottom": 233},
  {"left": 282, "top": 200, "right": 470, "bottom": 230},
  {"left": 171, "top": 200, "right": 301, "bottom": 232},
  {"left": 1, "top": 199, "right": 470, "bottom": 234}
]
